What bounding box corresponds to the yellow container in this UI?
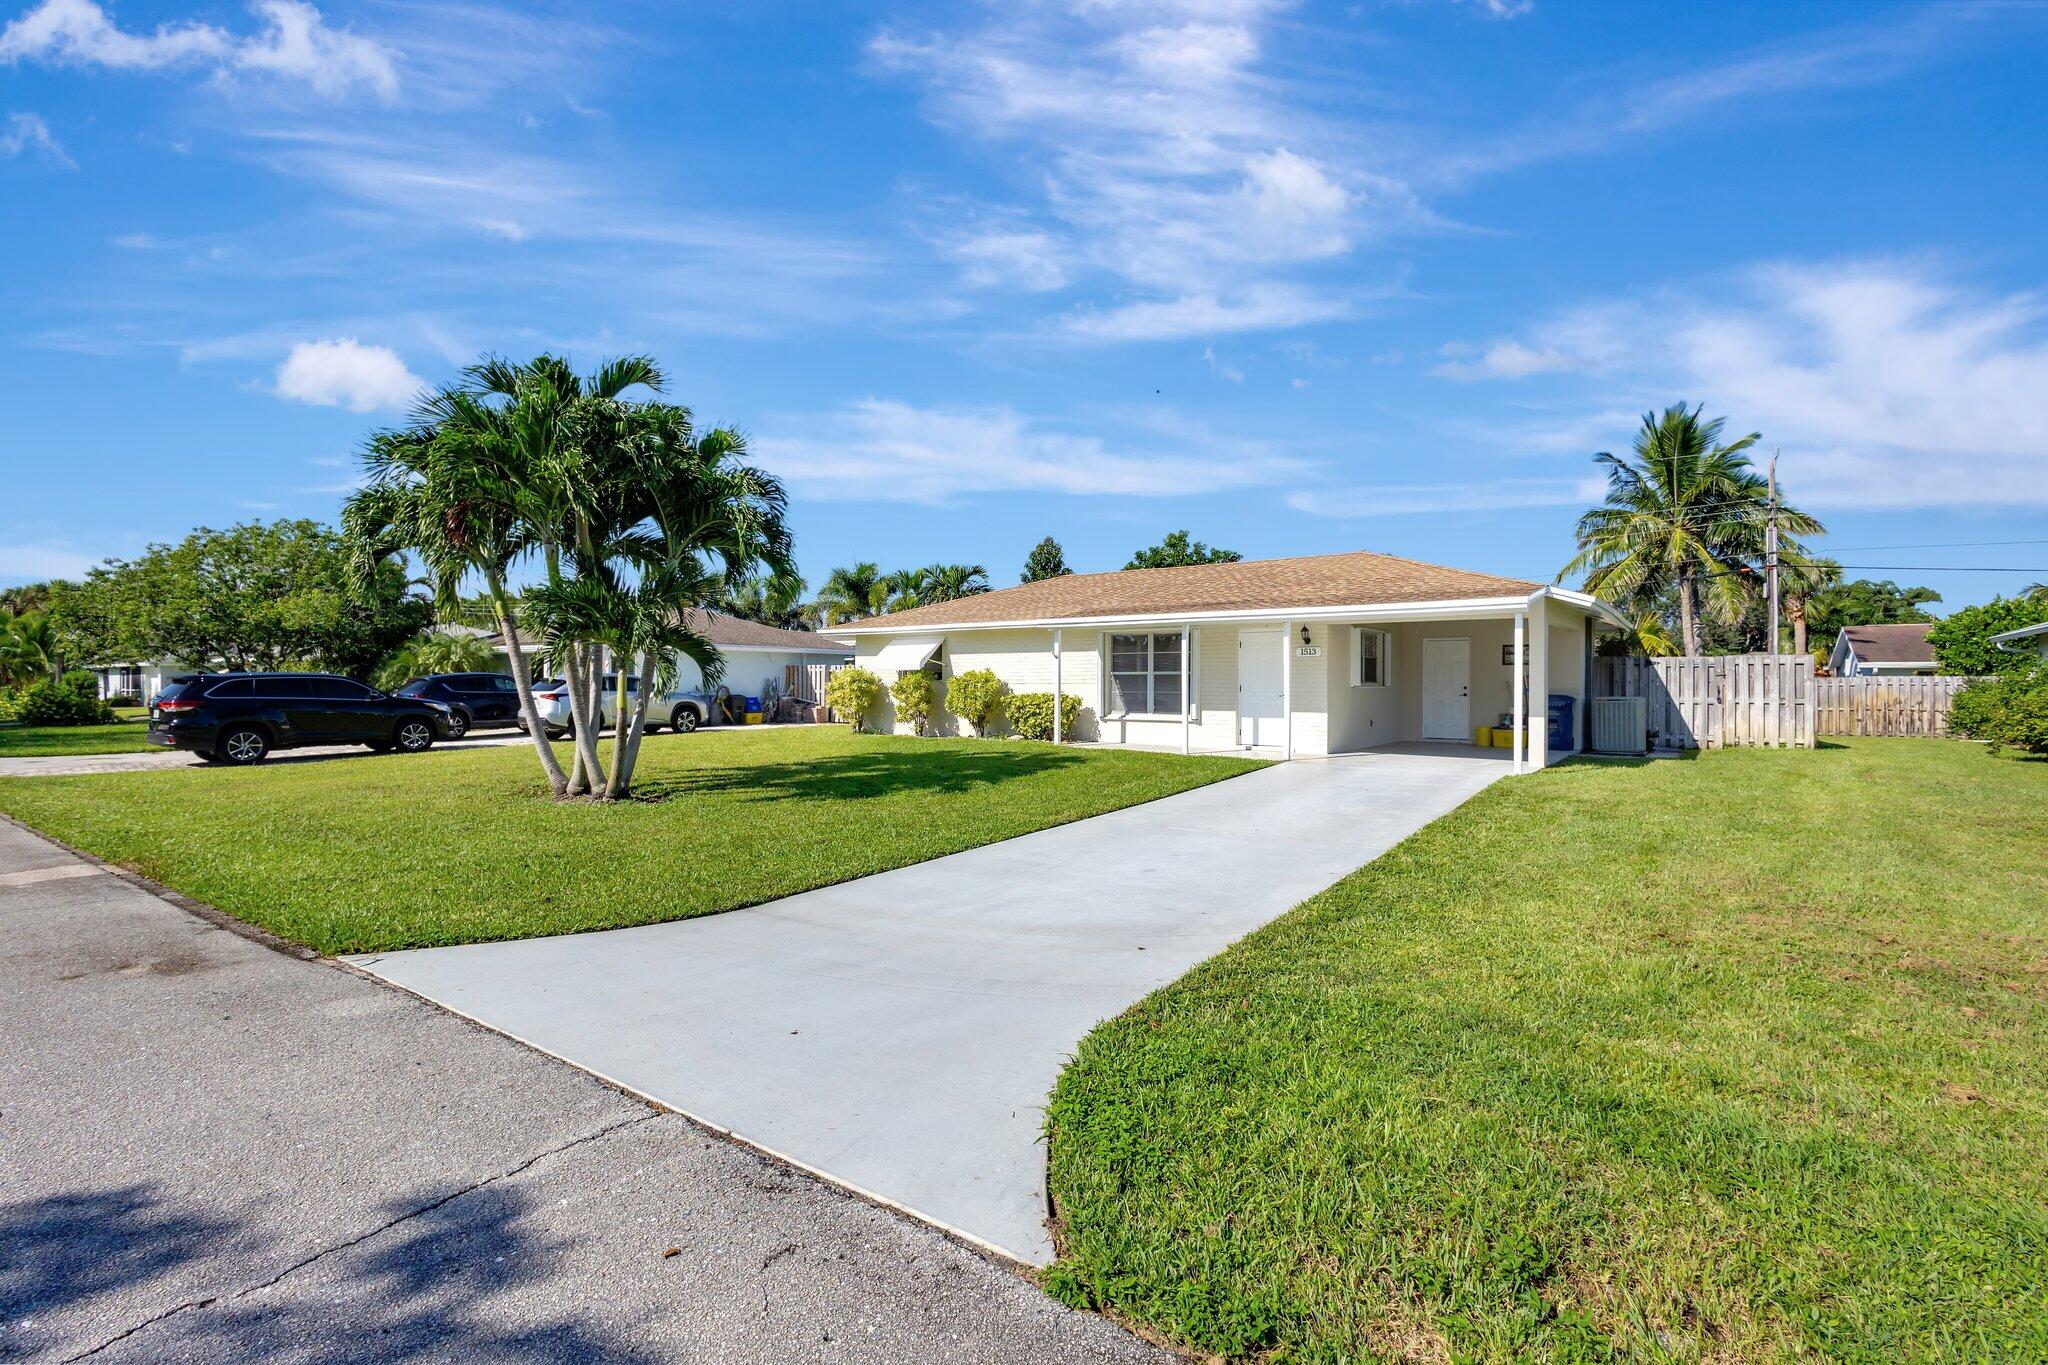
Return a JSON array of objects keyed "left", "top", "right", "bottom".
[
  {"left": 744, "top": 712, "right": 764, "bottom": 725},
  {"left": 1490, "top": 726, "right": 1516, "bottom": 748},
  {"left": 1473, "top": 725, "right": 1493, "bottom": 747}
]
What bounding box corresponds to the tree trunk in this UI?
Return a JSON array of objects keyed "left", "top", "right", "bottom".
[
  {"left": 489, "top": 579, "right": 568, "bottom": 798},
  {"left": 1790, "top": 597, "right": 1809, "bottom": 660},
  {"left": 562, "top": 647, "right": 605, "bottom": 795},
  {"left": 607, "top": 650, "right": 655, "bottom": 800},
  {"left": 1678, "top": 568, "right": 1704, "bottom": 657}
]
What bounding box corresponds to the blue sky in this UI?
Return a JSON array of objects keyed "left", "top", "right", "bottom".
[{"left": 3, "top": 0, "right": 2046, "bottom": 608}]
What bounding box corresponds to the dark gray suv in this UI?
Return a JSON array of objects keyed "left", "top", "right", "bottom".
[{"left": 147, "top": 673, "right": 454, "bottom": 765}]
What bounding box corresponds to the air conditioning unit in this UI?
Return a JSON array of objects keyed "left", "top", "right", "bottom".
[{"left": 1590, "top": 696, "right": 1648, "bottom": 754}]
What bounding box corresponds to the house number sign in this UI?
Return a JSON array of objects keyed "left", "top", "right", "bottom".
[{"left": 1296, "top": 645, "right": 1322, "bottom": 657}]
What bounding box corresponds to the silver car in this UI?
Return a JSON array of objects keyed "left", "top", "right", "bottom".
[{"left": 518, "top": 677, "right": 713, "bottom": 738}]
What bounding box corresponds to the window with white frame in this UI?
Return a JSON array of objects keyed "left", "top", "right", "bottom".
[
  {"left": 1352, "top": 627, "right": 1390, "bottom": 687},
  {"left": 1107, "top": 632, "right": 1186, "bottom": 716}
]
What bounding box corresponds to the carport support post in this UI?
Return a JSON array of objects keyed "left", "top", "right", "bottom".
[
  {"left": 1052, "top": 628, "right": 1063, "bottom": 743},
  {"left": 1512, "top": 611, "right": 1527, "bottom": 776},
  {"left": 1281, "top": 619, "right": 1294, "bottom": 760},
  {"left": 1180, "top": 627, "right": 1191, "bottom": 755}
]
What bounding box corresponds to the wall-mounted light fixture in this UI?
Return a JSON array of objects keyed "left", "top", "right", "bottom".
[{"left": 1299, "top": 626, "right": 1312, "bottom": 647}]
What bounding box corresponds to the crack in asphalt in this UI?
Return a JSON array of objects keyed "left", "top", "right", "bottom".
[{"left": 60, "top": 1111, "right": 661, "bottom": 1362}]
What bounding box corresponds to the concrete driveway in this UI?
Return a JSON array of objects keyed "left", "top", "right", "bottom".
[
  {"left": 0, "top": 818, "right": 1169, "bottom": 1364},
  {"left": 354, "top": 744, "right": 1508, "bottom": 1266}
]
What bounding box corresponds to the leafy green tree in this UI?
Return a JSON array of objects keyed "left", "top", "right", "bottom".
[
  {"left": 913, "top": 563, "right": 990, "bottom": 603},
  {"left": 1803, "top": 578, "right": 1941, "bottom": 658},
  {"left": 1125, "top": 531, "right": 1242, "bottom": 570},
  {"left": 54, "top": 521, "right": 428, "bottom": 679},
  {"left": 1022, "top": 537, "right": 1071, "bottom": 583},
  {"left": 1928, "top": 595, "right": 2048, "bottom": 676},
  {"left": 1560, "top": 404, "right": 1822, "bottom": 656}
]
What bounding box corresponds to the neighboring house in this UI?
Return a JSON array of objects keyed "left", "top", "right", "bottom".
[
  {"left": 1827, "top": 624, "right": 1938, "bottom": 677},
  {"left": 1989, "top": 620, "right": 2048, "bottom": 661},
  {"left": 488, "top": 610, "right": 851, "bottom": 700},
  {"left": 92, "top": 660, "right": 187, "bottom": 701},
  {"left": 835, "top": 549, "right": 1625, "bottom": 771}
]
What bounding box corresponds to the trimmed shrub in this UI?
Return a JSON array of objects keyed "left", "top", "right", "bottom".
[
  {"left": 1951, "top": 659, "right": 2048, "bottom": 754},
  {"left": 1007, "top": 691, "right": 1082, "bottom": 741},
  {"left": 14, "top": 677, "right": 116, "bottom": 727},
  {"left": 824, "top": 666, "right": 883, "bottom": 732},
  {"left": 946, "top": 668, "right": 1008, "bottom": 736},
  {"left": 104, "top": 694, "right": 143, "bottom": 709},
  {"left": 889, "top": 669, "right": 936, "bottom": 735}
]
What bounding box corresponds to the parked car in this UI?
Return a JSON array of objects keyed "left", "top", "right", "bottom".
[
  {"left": 147, "top": 672, "right": 455, "bottom": 765},
  {"left": 391, "top": 672, "right": 527, "bottom": 738},
  {"left": 518, "top": 677, "right": 714, "bottom": 738}
]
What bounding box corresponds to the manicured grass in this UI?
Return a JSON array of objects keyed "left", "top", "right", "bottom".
[
  {"left": 1045, "top": 740, "right": 2047, "bottom": 1362},
  {"left": 0, "top": 727, "right": 1261, "bottom": 954},
  {"left": 0, "top": 717, "right": 152, "bottom": 757}
]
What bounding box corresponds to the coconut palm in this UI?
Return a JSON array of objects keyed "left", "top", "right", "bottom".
[
  {"left": 1778, "top": 553, "right": 1841, "bottom": 659},
  {"left": 817, "top": 563, "right": 889, "bottom": 624},
  {"left": 0, "top": 609, "right": 63, "bottom": 685},
  {"left": 721, "top": 571, "right": 814, "bottom": 629},
  {"left": 371, "top": 628, "right": 503, "bottom": 692},
  {"left": 1560, "top": 404, "right": 1823, "bottom": 656},
  {"left": 914, "top": 563, "right": 991, "bottom": 604}
]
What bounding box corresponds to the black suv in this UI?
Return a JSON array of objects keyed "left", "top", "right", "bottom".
[
  {"left": 391, "top": 673, "right": 524, "bottom": 739},
  {"left": 147, "top": 673, "right": 454, "bottom": 765}
]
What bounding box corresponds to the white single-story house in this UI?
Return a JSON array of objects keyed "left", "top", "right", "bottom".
[
  {"left": 1827, "top": 624, "right": 1938, "bottom": 677},
  {"left": 1990, "top": 619, "right": 2048, "bottom": 661},
  {"left": 92, "top": 660, "right": 188, "bottom": 701},
  {"left": 835, "top": 550, "right": 1628, "bottom": 773},
  {"left": 490, "top": 610, "right": 851, "bottom": 700}
]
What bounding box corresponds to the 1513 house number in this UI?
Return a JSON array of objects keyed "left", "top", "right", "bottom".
[{"left": 1296, "top": 645, "right": 1322, "bottom": 657}]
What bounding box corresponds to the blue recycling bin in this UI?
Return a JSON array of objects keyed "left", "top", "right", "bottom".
[{"left": 1547, "top": 694, "right": 1575, "bottom": 751}]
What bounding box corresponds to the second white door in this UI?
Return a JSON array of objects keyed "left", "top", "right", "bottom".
[
  {"left": 1422, "top": 637, "right": 1471, "bottom": 740},
  {"left": 1238, "top": 629, "right": 1285, "bottom": 747}
]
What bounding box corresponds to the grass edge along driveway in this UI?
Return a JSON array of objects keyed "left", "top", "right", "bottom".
[
  {"left": 0, "top": 713, "right": 152, "bottom": 757},
  {"left": 1044, "top": 739, "right": 2047, "bottom": 1363},
  {"left": 0, "top": 727, "right": 1263, "bottom": 955}
]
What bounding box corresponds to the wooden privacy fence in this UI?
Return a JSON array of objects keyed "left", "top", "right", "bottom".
[
  {"left": 1813, "top": 675, "right": 1967, "bottom": 738},
  {"left": 784, "top": 662, "right": 843, "bottom": 705},
  {"left": 1593, "top": 653, "right": 1814, "bottom": 750}
]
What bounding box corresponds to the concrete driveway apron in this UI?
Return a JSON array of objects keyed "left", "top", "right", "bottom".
[{"left": 352, "top": 746, "right": 1507, "bottom": 1265}]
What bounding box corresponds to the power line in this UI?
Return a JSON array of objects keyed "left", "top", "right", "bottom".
[{"left": 1820, "top": 538, "right": 2048, "bottom": 552}]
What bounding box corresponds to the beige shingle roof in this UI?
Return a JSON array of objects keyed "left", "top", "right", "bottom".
[
  {"left": 839, "top": 550, "right": 1541, "bottom": 631},
  {"left": 1840, "top": 623, "right": 1935, "bottom": 663},
  {"left": 490, "top": 611, "right": 848, "bottom": 652}
]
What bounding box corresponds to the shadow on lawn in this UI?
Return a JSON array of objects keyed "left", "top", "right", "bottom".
[
  {"left": 1, "top": 1180, "right": 656, "bottom": 1363},
  {"left": 631, "top": 743, "right": 1087, "bottom": 804}
]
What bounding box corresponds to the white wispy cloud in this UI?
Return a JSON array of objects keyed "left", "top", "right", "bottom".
[
  {"left": 869, "top": 1, "right": 1423, "bottom": 340},
  {"left": 273, "top": 337, "right": 422, "bottom": 412},
  {"left": 1287, "top": 476, "right": 1605, "bottom": 518},
  {"left": 0, "top": 110, "right": 72, "bottom": 166},
  {"left": 1436, "top": 258, "right": 2048, "bottom": 509},
  {"left": 1199, "top": 345, "right": 1243, "bottom": 382},
  {"left": 0, "top": 540, "right": 99, "bottom": 580},
  {"left": 0, "top": 0, "right": 399, "bottom": 99},
  {"left": 753, "top": 397, "right": 1305, "bottom": 504}
]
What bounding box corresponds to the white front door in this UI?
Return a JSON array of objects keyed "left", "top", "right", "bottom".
[
  {"left": 1237, "top": 629, "right": 1285, "bottom": 746},
  {"left": 1422, "top": 637, "right": 1471, "bottom": 740}
]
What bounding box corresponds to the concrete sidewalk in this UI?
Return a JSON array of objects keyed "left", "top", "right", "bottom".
[
  {"left": 354, "top": 746, "right": 1508, "bottom": 1265},
  {"left": 0, "top": 817, "right": 1169, "bottom": 1364}
]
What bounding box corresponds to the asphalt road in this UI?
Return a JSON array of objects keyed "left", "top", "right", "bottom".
[{"left": 0, "top": 817, "right": 1171, "bottom": 1364}]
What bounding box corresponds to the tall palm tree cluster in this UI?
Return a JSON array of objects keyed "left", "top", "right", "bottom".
[
  {"left": 812, "top": 561, "right": 992, "bottom": 625},
  {"left": 1561, "top": 403, "right": 1825, "bottom": 657},
  {"left": 343, "top": 355, "right": 792, "bottom": 801}
]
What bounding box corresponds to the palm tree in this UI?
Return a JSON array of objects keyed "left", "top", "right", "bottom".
[
  {"left": 0, "top": 609, "right": 63, "bottom": 685},
  {"left": 371, "top": 628, "right": 503, "bottom": 691},
  {"left": 914, "top": 563, "right": 991, "bottom": 604},
  {"left": 1559, "top": 404, "right": 1822, "bottom": 656},
  {"left": 816, "top": 562, "right": 887, "bottom": 625},
  {"left": 720, "top": 571, "right": 813, "bottom": 629},
  {"left": 344, "top": 376, "right": 574, "bottom": 795},
  {"left": 1778, "top": 554, "right": 1841, "bottom": 659}
]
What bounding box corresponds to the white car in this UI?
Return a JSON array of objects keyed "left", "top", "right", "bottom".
[{"left": 519, "top": 677, "right": 713, "bottom": 737}]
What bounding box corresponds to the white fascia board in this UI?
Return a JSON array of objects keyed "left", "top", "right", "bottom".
[
  {"left": 1990, "top": 620, "right": 2048, "bottom": 646},
  {"left": 834, "top": 595, "right": 1543, "bottom": 636}
]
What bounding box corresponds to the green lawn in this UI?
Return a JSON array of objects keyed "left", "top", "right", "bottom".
[
  {"left": 1045, "top": 740, "right": 2047, "bottom": 1363},
  {"left": 0, "top": 717, "right": 153, "bottom": 757},
  {"left": 0, "top": 727, "right": 1261, "bottom": 954}
]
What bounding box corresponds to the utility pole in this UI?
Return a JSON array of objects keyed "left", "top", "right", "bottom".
[{"left": 1765, "top": 449, "right": 1781, "bottom": 657}]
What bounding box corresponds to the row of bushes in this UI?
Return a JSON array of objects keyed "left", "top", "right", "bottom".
[
  {"left": 824, "top": 666, "right": 1083, "bottom": 741},
  {"left": 0, "top": 674, "right": 118, "bottom": 727}
]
